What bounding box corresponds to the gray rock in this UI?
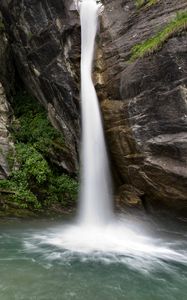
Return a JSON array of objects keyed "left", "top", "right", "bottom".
[
  {"left": 100, "top": 0, "right": 187, "bottom": 213},
  {"left": 1, "top": 0, "right": 81, "bottom": 172},
  {"left": 0, "top": 82, "right": 15, "bottom": 179},
  {"left": 0, "top": 11, "right": 14, "bottom": 97},
  {"left": 0, "top": 13, "right": 15, "bottom": 179}
]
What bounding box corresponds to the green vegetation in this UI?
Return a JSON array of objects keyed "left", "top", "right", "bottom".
[
  {"left": 135, "top": 0, "right": 158, "bottom": 9},
  {"left": 12, "top": 92, "right": 64, "bottom": 154},
  {"left": 0, "top": 92, "right": 78, "bottom": 211},
  {"left": 130, "top": 10, "right": 187, "bottom": 61}
]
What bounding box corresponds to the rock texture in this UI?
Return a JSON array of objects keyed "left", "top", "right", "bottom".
[
  {"left": 0, "top": 11, "right": 14, "bottom": 97},
  {"left": 0, "top": 82, "right": 15, "bottom": 179},
  {"left": 0, "top": 16, "right": 15, "bottom": 179},
  {"left": 100, "top": 0, "right": 187, "bottom": 213},
  {"left": 1, "top": 0, "right": 187, "bottom": 213},
  {"left": 0, "top": 0, "right": 81, "bottom": 172}
]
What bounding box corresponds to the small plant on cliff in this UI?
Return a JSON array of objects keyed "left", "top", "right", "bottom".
[
  {"left": 130, "top": 10, "right": 187, "bottom": 61},
  {"left": 135, "top": 0, "right": 158, "bottom": 9}
]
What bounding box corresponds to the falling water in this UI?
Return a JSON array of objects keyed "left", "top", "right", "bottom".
[{"left": 78, "top": 0, "right": 113, "bottom": 225}]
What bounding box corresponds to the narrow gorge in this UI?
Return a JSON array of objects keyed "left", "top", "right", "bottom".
[
  {"left": 0, "top": 0, "right": 186, "bottom": 216},
  {"left": 0, "top": 1, "right": 187, "bottom": 300}
]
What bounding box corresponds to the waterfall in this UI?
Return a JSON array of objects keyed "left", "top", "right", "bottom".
[
  {"left": 78, "top": 0, "right": 113, "bottom": 225},
  {"left": 24, "top": 2, "right": 187, "bottom": 271}
]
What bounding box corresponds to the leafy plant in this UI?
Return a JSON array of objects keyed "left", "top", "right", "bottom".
[
  {"left": 12, "top": 92, "right": 64, "bottom": 153},
  {"left": 0, "top": 91, "right": 78, "bottom": 211}
]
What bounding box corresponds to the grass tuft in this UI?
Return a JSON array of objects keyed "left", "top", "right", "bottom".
[
  {"left": 130, "top": 10, "right": 187, "bottom": 61},
  {"left": 135, "top": 0, "right": 158, "bottom": 9}
]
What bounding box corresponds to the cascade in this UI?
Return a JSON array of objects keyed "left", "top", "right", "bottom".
[{"left": 78, "top": 0, "right": 113, "bottom": 225}]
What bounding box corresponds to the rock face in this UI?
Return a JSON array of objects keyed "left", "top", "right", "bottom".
[
  {"left": 0, "top": 13, "right": 15, "bottom": 179},
  {"left": 0, "top": 0, "right": 81, "bottom": 172},
  {"left": 100, "top": 0, "right": 187, "bottom": 213},
  {"left": 0, "top": 82, "right": 15, "bottom": 179},
  {"left": 1, "top": 0, "right": 187, "bottom": 213},
  {"left": 0, "top": 11, "right": 14, "bottom": 97}
]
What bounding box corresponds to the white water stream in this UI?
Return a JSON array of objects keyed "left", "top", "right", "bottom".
[{"left": 78, "top": 0, "right": 113, "bottom": 225}]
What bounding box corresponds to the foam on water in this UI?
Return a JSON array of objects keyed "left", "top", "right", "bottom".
[{"left": 23, "top": 216, "right": 187, "bottom": 272}]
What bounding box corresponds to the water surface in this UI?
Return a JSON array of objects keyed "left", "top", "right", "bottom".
[{"left": 0, "top": 215, "right": 186, "bottom": 300}]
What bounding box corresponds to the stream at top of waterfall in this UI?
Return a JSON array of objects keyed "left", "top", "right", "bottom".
[{"left": 0, "top": 214, "right": 186, "bottom": 300}]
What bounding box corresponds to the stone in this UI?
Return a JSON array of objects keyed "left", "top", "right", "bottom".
[
  {"left": 0, "top": 83, "right": 15, "bottom": 179},
  {"left": 115, "top": 184, "right": 144, "bottom": 212},
  {"left": 0, "top": 13, "right": 15, "bottom": 179}
]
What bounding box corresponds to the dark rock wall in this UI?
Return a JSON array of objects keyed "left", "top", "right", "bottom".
[
  {"left": 1, "top": 0, "right": 187, "bottom": 213},
  {"left": 100, "top": 0, "right": 187, "bottom": 213},
  {"left": 0, "top": 11, "right": 14, "bottom": 97},
  {"left": 0, "top": 13, "right": 15, "bottom": 179},
  {"left": 1, "top": 0, "right": 81, "bottom": 172}
]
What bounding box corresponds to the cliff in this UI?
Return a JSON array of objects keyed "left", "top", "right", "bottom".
[
  {"left": 100, "top": 0, "right": 187, "bottom": 213},
  {"left": 0, "top": 13, "right": 15, "bottom": 180}
]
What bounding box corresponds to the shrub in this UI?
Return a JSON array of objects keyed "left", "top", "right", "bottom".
[
  {"left": 0, "top": 92, "right": 78, "bottom": 210},
  {"left": 12, "top": 92, "right": 64, "bottom": 153}
]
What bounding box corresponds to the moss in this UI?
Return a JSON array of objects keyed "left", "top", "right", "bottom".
[
  {"left": 0, "top": 91, "right": 78, "bottom": 211},
  {"left": 135, "top": 0, "right": 158, "bottom": 9},
  {"left": 130, "top": 10, "right": 187, "bottom": 61}
]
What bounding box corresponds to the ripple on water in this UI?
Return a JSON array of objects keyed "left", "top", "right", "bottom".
[{"left": 23, "top": 217, "right": 187, "bottom": 273}]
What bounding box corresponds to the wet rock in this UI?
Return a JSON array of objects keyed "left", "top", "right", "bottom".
[{"left": 115, "top": 184, "right": 144, "bottom": 212}]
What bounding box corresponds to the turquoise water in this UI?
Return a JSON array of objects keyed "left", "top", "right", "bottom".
[{"left": 0, "top": 216, "right": 186, "bottom": 300}]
